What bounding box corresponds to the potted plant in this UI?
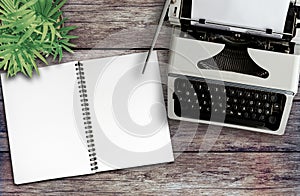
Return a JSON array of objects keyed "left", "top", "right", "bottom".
[{"left": 0, "top": 0, "right": 77, "bottom": 77}]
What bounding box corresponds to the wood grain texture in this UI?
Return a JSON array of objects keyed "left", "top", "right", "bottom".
[
  {"left": 61, "top": 0, "right": 171, "bottom": 49},
  {"left": 1, "top": 153, "right": 300, "bottom": 195},
  {"left": 1, "top": 0, "right": 300, "bottom": 194}
]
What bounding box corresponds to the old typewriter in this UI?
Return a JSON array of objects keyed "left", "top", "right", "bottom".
[{"left": 167, "top": 0, "right": 300, "bottom": 135}]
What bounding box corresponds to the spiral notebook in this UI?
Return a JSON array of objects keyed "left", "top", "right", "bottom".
[{"left": 1, "top": 52, "right": 174, "bottom": 184}]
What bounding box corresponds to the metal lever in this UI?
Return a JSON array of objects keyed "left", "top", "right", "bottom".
[{"left": 142, "top": 0, "right": 172, "bottom": 74}]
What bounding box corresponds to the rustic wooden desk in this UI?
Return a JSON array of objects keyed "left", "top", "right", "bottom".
[{"left": 1, "top": 0, "right": 300, "bottom": 195}]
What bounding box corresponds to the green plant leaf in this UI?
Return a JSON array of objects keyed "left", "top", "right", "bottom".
[
  {"left": 18, "top": 26, "right": 35, "bottom": 44},
  {"left": 14, "top": 12, "right": 36, "bottom": 33},
  {"left": 0, "top": 48, "right": 15, "bottom": 57},
  {"left": 0, "top": 54, "right": 11, "bottom": 69},
  {"left": 0, "top": 0, "right": 78, "bottom": 77},
  {"left": 41, "top": 22, "right": 48, "bottom": 42},
  {"left": 38, "top": 0, "right": 46, "bottom": 14},
  {"left": 8, "top": 9, "right": 32, "bottom": 18},
  {"left": 54, "top": 17, "right": 67, "bottom": 27},
  {"left": 61, "top": 44, "right": 73, "bottom": 53},
  {"left": 32, "top": 49, "right": 48, "bottom": 65},
  {"left": 59, "top": 25, "right": 77, "bottom": 32},
  {"left": 0, "top": 1, "right": 14, "bottom": 14},
  {"left": 0, "top": 34, "right": 19, "bottom": 43},
  {"left": 50, "top": 10, "right": 62, "bottom": 20},
  {"left": 43, "top": 0, "right": 53, "bottom": 16},
  {"left": 0, "top": 15, "right": 14, "bottom": 22},
  {"left": 48, "top": 0, "right": 66, "bottom": 17},
  {"left": 19, "top": 0, "right": 38, "bottom": 11},
  {"left": 23, "top": 49, "right": 39, "bottom": 74},
  {"left": 0, "top": 23, "right": 13, "bottom": 29},
  {"left": 49, "top": 23, "right": 56, "bottom": 42}
]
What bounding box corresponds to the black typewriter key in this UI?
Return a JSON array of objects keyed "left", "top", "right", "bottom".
[
  {"left": 273, "top": 103, "right": 280, "bottom": 111},
  {"left": 249, "top": 107, "right": 254, "bottom": 113},
  {"left": 257, "top": 108, "right": 263, "bottom": 114},
  {"left": 268, "top": 116, "right": 277, "bottom": 125},
  {"left": 229, "top": 89, "right": 236, "bottom": 96},
  {"left": 256, "top": 102, "right": 263, "bottom": 107},
  {"left": 265, "top": 110, "right": 271, "bottom": 116},
  {"left": 237, "top": 91, "right": 243, "bottom": 97},
  {"left": 241, "top": 99, "right": 246, "bottom": 105},
  {"left": 259, "top": 115, "right": 266, "bottom": 121},
  {"left": 202, "top": 100, "right": 208, "bottom": 106},
  {"left": 270, "top": 95, "right": 278, "bottom": 103},
  {"left": 198, "top": 84, "right": 203, "bottom": 91},
  {"left": 173, "top": 77, "right": 286, "bottom": 131},
  {"left": 202, "top": 85, "right": 208, "bottom": 91},
  {"left": 227, "top": 110, "right": 234, "bottom": 115},
  {"left": 245, "top": 92, "right": 251, "bottom": 98},
  {"left": 264, "top": 103, "right": 271, "bottom": 109},
  {"left": 262, "top": 94, "right": 268, "bottom": 101}
]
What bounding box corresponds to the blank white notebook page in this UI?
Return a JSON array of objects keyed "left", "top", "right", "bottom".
[
  {"left": 82, "top": 52, "right": 174, "bottom": 171},
  {"left": 191, "top": 0, "right": 290, "bottom": 34},
  {"left": 1, "top": 63, "right": 92, "bottom": 184}
]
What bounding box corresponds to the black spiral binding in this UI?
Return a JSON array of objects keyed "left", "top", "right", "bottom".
[{"left": 75, "top": 61, "right": 98, "bottom": 171}]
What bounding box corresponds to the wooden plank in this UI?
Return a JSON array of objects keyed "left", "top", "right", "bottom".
[
  {"left": 61, "top": 23, "right": 172, "bottom": 49},
  {"left": 1, "top": 153, "right": 299, "bottom": 195},
  {"left": 65, "top": 0, "right": 164, "bottom": 6},
  {"left": 57, "top": 0, "right": 171, "bottom": 49}
]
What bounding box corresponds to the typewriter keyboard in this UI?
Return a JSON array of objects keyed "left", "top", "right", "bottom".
[{"left": 173, "top": 77, "right": 287, "bottom": 131}]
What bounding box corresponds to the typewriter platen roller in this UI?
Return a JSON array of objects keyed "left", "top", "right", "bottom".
[{"left": 167, "top": 0, "right": 300, "bottom": 135}]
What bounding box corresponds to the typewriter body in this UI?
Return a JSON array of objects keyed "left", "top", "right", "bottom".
[{"left": 167, "top": 0, "right": 300, "bottom": 135}]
